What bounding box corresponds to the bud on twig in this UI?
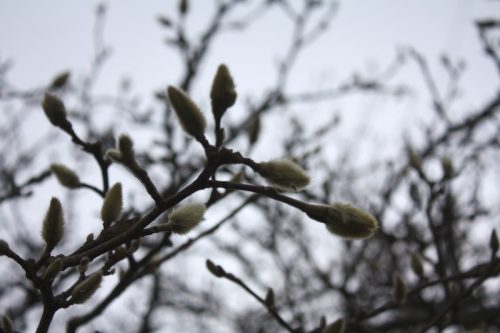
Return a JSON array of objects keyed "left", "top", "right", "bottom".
[
  {"left": 42, "top": 94, "right": 69, "bottom": 129},
  {"left": 167, "top": 86, "right": 206, "bottom": 138},
  {"left": 43, "top": 258, "right": 63, "bottom": 281},
  {"left": 206, "top": 259, "right": 225, "bottom": 278},
  {"left": 50, "top": 71, "right": 70, "bottom": 89},
  {"left": 490, "top": 229, "right": 499, "bottom": 255},
  {"left": 321, "top": 319, "right": 345, "bottom": 333},
  {"left": 441, "top": 157, "right": 454, "bottom": 179},
  {"left": 79, "top": 257, "right": 90, "bottom": 274},
  {"left": 50, "top": 164, "right": 80, "bottom": 189},
  {"left": 168, "top": 203, "right": 206, "bottom": 235},
  {"left": 211, "top": 64, "right": 237, "bottom": 120},
  {"left": 104, "top": 149, "right": 123, "bottom": 163},
  {"left": 71, "top": 272, "right": 103, "bottom": 304},
  {"left": 304, "top": 203, "right": 378, "bottom": 239},
  {"left": 118, "top": 134, "right": 137, "bottom": 166},
  {"left": 410, "top": 253, "right": 425, "bottom": 278},
  {"left": 264, "top": 288, "right": 275, "bottom": 308},
  {"left": 41, "top": 198, "right": 65, "bottom": 249},
  {"left": 257, "top": 159, "right": 310, "bottom": 191},
  {"left": 392, "top": 273, "right": 407, "bottom": 304},
  {"left": 101, "top": 183, "right": 123, "bottom": 227}
]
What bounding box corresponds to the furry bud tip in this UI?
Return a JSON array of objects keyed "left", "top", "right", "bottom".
[
  {"left": 42, "top": 94, "right": 69, "bottom": 129},
  {"left": 50, "top": 164, "right": 80, "bottom": 189},
  {"left": 168, "top": 203, "right": 206, "bottom": 235},
  {"left": 257, "top": 159, "right": 310, "bottom": 191},
  {"left": 211, "top": 64, "right": 237, "bottom": 119},
  {"left": 43, "top": 258, "right": 63, "bottom": 281},
  {"left": 101, "top": 183, "right": 123, "bottom": 227},
  {"left": 71, "top": 272, "right": 103, "bottom": 304},
  {"left": 166, "top": 86, "right": 206, "bottom": 138},
  {"left": 41, "top": 197, "right": 65, "bottom": 249}
]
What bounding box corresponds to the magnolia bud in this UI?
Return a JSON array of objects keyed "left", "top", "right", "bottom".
[
  {"left": 206, "top": 259, "right": 225, "bottom": 278},
  {"left": 168, "top": 203, "right": 206, "bottom": 235},
  {"left": 247, "top": 115, "right": 261, "bottom": 145},
  {"left": 257, "top": 159, "right": 310, "bottom": 191},
  {"left": 210, "top": 64, "right": 237, "bottom": 119},
  {"left": 118, "top": 134, "right": 136, "bottom": 165},
  {"left": 321, "top": 319, "right": 345, "bottom": 333},
  {"left": 167, "top": 86, "right": 206, "bottom": 138},
  {"left": 441, "top": 157, "right": 454, "bottom": 179},
  {"left": 410, "top": 253, "right": 425, "bottom": 278},
  {"left": 101, "top": 183, "right": 123, "bottom": 227},
  {"left": 50, "top": 71, "right": 70, "bottom": 89},
  {"left": 50, "top": 164, "right": 80, "bottom": 188},
  {"left": 392, "top": 273, "right": 407, "bottom": 304},
  {"left": 104, "top": 149, "right": 122, "bottom": 162},
  {"left": 42, "top": 94, "right": 69, "bottom": 129},
  {"left": 264, "top": 288, "right": 275, "bottom": 308},
  {"left": 71, "top": 272, "right": 103, "bottom": 304},
  {"left": 179, "top": 0, "right": 188, "bottom": 15},
  {"left": 43, "top": 258, "right": 63, "bottom": 281},
  {"left": 305, "top": 203, "right": 378, "bottom": 239},
  {"left": 79, "top": 257, "right": 90, "bottom": 274},
  {"left": 41, "top": 198, "right": 65, "bottom": 249}
]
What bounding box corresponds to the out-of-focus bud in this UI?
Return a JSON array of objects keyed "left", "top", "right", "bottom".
[
  {"left": 167, "top": 86, "right": 207, "bottom": 138},
  {"left": 42, "top": 94, "right": 70, "bottom": 129},
  {"left": 118, "top": 134, "right": 137, "bottom": 166},
  {"left": 168, "top": 203, "right": 206, "bottom": 235},
  {"left": 71, "top": 272, "right": 103, "bottom": 304},
  {"left": 304, "top": 203, "right": 378, "bottom": 239},
  {"left": 2, "top": 315, "right": 13, "bottom": 333},
  {"left": 490, "top": 229, "right": 499, "bottom": 255},
  {"left": 50, "top": 71, "right": 70, "bottom": 89},
  {"left": 441, "top": 156, "right": 454, "bottom": 179},
  {"left": 321, "top": 319, "right": 345, "bottom": 333},
  {"left": 247, "top": 115, "right": 261, "bottom": 145},
  {"left": 257, "top": 159, "right": 310, "bottom": 191},
  {"left": 206, "top": 259, "right": 225, "bottom": 278},
  {"left": 101, "top": 183, "right": 123, "bottom": 227},
  {"left": 392, "top": 273, "right": 407, "bottom": 304},
  {"left": 410, "top": 253, "right": 425, "bottom": 278},
  {"left": 43, "top": 258, "right": 63, "bottom": 281},
  {"left": 264, "top": 288, "right": 275, "bottom": 308},
  {"left": 50, "top": 164, "right": 80, "bottom": 189},
  {"left": 41, "top": 198, "right": 65, "bottom": 250},
  {"left": 210, "top": 64, "right": 237, "bottom": 120},
  {"left": 78, "top": 257, "right": 90, "bottom": 274},
  {"left": 104, "top": 149, "right": 123, "bottom": 163},
  {"left": 408, "top": 150, "right": 422, "bottom": 170},
  {"left": 179, "top": 0, "right": 188, "bottom": 15}
]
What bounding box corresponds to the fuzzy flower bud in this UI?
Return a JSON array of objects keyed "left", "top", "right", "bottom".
[
  {"left": 210, "top": 64, "right": 237, "bottom": 119},
  {"left": 392, "top": 273, "right": 407, "bottom": 304},
  {"left": 257, "top": 159, "right": 310, "bottom": 191},
  {"left": 168, "top": 203, "right": 206, "bottom": 235},
  {"left": 41, "top": 198, "right": 65, "bottom": 249},
  {"left": 42, "top": 94, "right": 69, "bottom": 129},
  {"left": 43, "top": 258, "right": 63, "bottom": 281},
  {"left": 167, "top": 86, "right": 207, "bottom": 138},
  {"left": 101, "top": 183, "right": 123, "bottom": 227},
  {"left": 264, "top": 288, "right": 275, "bottom": 308},
  {"left": 118, "top": 134, "right": 137, "bottom": 165},
  {"left": 50, "top": 164, "right": 80, "bottom": 189},
  {"left": 50, "top": 71, "right": 70, "bottom": 89},
  {"left": 206, "top": 259, "right": 225, "bottom": 278},
  {"left": 104, "top": 149, "right": 122, "bottom": 163},
  {"left": 71, "top": 272, "right": 103, "bottom": 304},
  {"left": 410, "top": 253, "right": 425, "bottom": 278},
  {"left": 305, "top": 203, "right": 378, "bottom": 239}
]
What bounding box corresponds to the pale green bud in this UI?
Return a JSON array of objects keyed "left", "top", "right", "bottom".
[
  {"left": 167, "top": 86, "right": 206, "bottom": 138},
  {"left": 43, "top": 258, "right": 63, "bottom": 281},
  {"left": 168, "top": 203, "right": 206, "bottom": 235},
  {"left": 42, "top": 94, "right": 69, "bottom": 129},
  {"left": 257, "top": 159, "right": 310, "bottom": 191},
  {"left": 210, "top": 64, "right": 237, "bottom": 119},
  {"left": 104, "top": 149, "right": 122, "bottom": 162},
  {"left": 41, "top": 198, "right": 65, "bottom": 249},
  {"left": 321, "top": 319, "right": 344, "bottom": 333},
  {"left": 392, "top": 273, "right": 407, "bottom": 304},
  {"left": 101, "top": 183, "right": 123, "bottom": 227},
  {"left": 50, "top": 164, "right": 80, "bottom": 188},
  {"left": 305, "top": 203, "right": 378, "bottom": 239},
  {"left": 71, "top": 272, "right": 103, "bottom": 304},
  {"left": 410, "top": 253, "right": 425, "bottom": 278}
]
